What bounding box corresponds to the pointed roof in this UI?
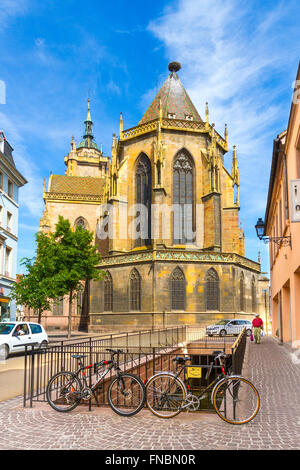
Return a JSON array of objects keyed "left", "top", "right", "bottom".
[
  {"left": 139, "top": 62, "right": 202, "bottom": 124},
  {"left": 78, "top": 99, "right": 99, "bottom": 150}
]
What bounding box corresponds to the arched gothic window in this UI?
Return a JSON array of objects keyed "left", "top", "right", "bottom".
[
  {"left": 240, "top": 272, "right": 245, "bottom": 312},
  {"left": 173, "top": 150, "right": 195, "bottom": 244},
  {"left": 251, "top": 277, "right": 257, "bottom": 312},
  {"left": 75, "top": 217, "right": 87, "bottom": 230},
  {"left": 170, "top": 267, "right": 185, "bottom": 310},
  {"left": 77, "top": 284, "right": 84, "bottom": 315},
  {"left": 130, "top": 269, "right": 141, "bottom": 311},
  {"left": 53, "top": 297, "right": 64, "bottom": 315},
  {"left": 135, "top": 154, "right": 152, "bottom": 247},
  {"left": 104, "top": 271, "right": 113, "bottom": 312},
  {"left": 205, "top": 268, "right": 220, "bottom": 311}
]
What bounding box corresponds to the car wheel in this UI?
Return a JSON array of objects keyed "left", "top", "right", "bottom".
[
  {"left": 1, "top": 344, "right": 9, "bottom": 360},
  {"left": 246, "top": 329, "right": 252, "bottom": 337},
  {"left": 207, "top": 334, "right": 213, "bottom": 337},
  {"left": 219, "top": 329, "right": 226, "bottom": 337},
  {"left": 39, "top": 340, "right": 48, "bottom": 350}
]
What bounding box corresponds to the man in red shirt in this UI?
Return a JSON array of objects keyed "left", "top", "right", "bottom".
[{"left": 252, "top": 314, "right": 264, "bottom": 344}]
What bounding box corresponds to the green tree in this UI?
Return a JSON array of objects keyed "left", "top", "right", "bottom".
[
  {"left": 12, "top": 216, "right": 105, "bottom": 338},
  {"left": 11, "top": 226, "right": 63, "bottom": 323},
  {"left": 12, "top": 258, "right": 54, "bottom": 324},
  {"left": 48, "top": 216, "right": 105, "bottom": 338}
]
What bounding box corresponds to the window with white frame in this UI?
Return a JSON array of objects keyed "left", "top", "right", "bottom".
[
  {"left": 6, "top": 211, "right": 12, "bottom": 232},
  {"left": 4, "top": 246, "right": 12, "bottom": 277},
  {"left": 7, "top": 180, "right": 13, "bottom": 199}
]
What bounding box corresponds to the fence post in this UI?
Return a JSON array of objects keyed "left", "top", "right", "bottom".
[
  {"left": 152, "top": 347, "right": 156, "bottom": 376},
  {"left": 23, "top": 346, "right": 28, "bottom": 408},
  {"left": 89, "top": 337, "right": 92, "bottom": 412},
  {"left": 60, "top": 341, "right": 64, "bottom": 371},
  {"left": 30, "top": 346, "right": 35, "bottom": 408}
]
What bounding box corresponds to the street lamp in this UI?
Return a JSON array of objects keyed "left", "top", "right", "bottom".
[{"left": 255, "top": 218, "right": 291, "bottom": 247}]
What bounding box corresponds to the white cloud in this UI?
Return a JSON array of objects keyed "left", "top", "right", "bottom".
[
  {"left": 0, "top": 0, "right": 29, "bottom": 28},
  {"left": 147, "top": 0, "right": 300, "bottom": 271},
  {"left": 0, "top": 111, "right": 43, "bottom": 216}
]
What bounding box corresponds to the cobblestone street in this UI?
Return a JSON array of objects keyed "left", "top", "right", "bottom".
[{"left": 0, "top": 336, "right": 300, "bottom": 450}]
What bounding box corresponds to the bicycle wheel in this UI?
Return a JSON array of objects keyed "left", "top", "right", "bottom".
[
  {"left": 107, "top": 373, "right": 146, "bottom": 417},
  {"left": 146, "top": 373, "right": 187, "bottom": 418},
  {"left": 46, "top": 371, "right": 82, "bottom": 412},
  {"left": 212, "top": 376, "right": 260, "bottom": 424}
]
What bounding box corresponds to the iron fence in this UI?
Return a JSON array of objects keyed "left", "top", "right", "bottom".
[{"left": 23, "top": 326, "right": 248, "bottom": 411}]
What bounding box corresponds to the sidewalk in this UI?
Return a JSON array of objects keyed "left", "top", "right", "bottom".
[{"left": 0, "top": 336, "right": 299, "bottom": 450}]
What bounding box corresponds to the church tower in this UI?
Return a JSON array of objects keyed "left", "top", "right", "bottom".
[
  {"left": 40, "top": 100, "right": 109, "bottom": 236},
  {"left": 39, "top": 63, "right": 262, "bottom": 331},
  {"left": 89, "top": 63, "right": 260, "bottom": 329}
]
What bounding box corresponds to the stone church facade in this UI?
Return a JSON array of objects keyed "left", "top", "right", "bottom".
[{"left": 38, "top": 62, "right": 263, "bottom": 331}]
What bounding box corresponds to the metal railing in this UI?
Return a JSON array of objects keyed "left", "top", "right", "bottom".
[{"left": 23, "top": 326, "right": 248, "bottom": 410}]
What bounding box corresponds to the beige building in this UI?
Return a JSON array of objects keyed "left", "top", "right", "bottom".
[
  {"left": 34, "top": 62, "right": 267, "bottom": 332},
  {"left": 262, "top": 62, "right": 300, "bottom": 345}
]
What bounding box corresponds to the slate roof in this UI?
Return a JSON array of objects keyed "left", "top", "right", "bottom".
[{"left": 139, "top": 67, "right": 202, "bottom": 124}]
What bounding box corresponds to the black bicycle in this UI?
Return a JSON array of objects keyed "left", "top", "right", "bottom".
[
  {"left": 146, "top": 350, "right": 260, "bottom": 424},
  {"left": 46, "top": 348, "right": 146, "bottom": 416}
]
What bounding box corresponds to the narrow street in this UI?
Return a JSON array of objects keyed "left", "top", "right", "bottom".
[{"left": 0, "top": 336, "right": 299, "bottom": 450}]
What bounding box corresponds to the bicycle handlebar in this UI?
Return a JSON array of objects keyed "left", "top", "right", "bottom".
[
  {"left": 205, "top": 352, "right": 229, "bottom": 379},
  {"left": 105, "top": 348, "right": 124, "bottom": 356}
]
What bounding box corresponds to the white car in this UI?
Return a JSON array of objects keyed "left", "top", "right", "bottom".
[
  {"left": 206, "top": 319, "right": 252, "bottom": 337},
  {"left": 0, "top": 321, "right": 48, "bottom": 360}
]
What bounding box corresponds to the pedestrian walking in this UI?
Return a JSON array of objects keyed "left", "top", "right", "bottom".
[{"left": 252, "top": 314, "right": 263, "bottom": 344}]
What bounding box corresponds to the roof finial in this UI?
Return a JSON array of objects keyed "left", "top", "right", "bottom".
[
  {"left": 168, "top": 61, "right": 181, "bottom": 73},
  {"left": 86, "top": 97, "right": 92, "bottom": 123},
  {"left": 119, "top": 112, "right": 123, "bottom": 137},
  {"left": 77, "top": 98, "right": 99, "bottom": 150},
  {"left": 205, "top": 102, "right": 209, "bottom": 129}
]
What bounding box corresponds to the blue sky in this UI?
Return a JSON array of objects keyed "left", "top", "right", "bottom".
[{"left": 0, "top": 0, "right": 299, "bottom": 275}]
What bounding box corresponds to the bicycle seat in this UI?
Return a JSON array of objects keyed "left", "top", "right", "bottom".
[
  {"left": 71, "top": 354, "right": 87, "bottom": 359},
  {"left": 173, "top": 356, "right": 191, "bottom": 364}
]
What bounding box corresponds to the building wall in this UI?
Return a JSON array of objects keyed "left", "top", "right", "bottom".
[
  {"left": 88, "top": 259, "right": 262, "bottom": 329},
  {"left": 265, "top": 68, "right": 300, "bottom": 345},
  {"left": 0, "top": 151, "right": 25, "bottom": 321}
]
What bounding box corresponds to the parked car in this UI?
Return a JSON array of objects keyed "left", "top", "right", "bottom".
[
  {"left": 0, "top": 321, "right": 48, "bottom": 360},
  {"left": 206, "top": 319, "right": 252, "bottom": 337}
]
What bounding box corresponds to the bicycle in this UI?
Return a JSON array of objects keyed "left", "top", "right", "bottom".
[
  {"left": 145, "top": 350, "right": 260, "bottom": 424},
  {"left": 46, "top": 348, "right": 146, "bottom": 417}
]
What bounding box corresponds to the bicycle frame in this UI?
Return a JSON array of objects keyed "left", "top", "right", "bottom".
[
  {"left": 180, "top": 365, "right": 225, "bottom": 410},
  {"left": 66, "top": 356, "right": 119, "bottom": 396},
  {"left": 150, "top": 360, "right": 229, "bottom": 412}
]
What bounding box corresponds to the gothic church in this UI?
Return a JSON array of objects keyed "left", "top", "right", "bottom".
[{"left": 40, "top": 62, "right": 262, "bottom": 330}]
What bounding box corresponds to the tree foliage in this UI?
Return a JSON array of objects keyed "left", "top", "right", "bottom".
[{"left": 12, "top": 216, "right": 105, "bottom": 335}]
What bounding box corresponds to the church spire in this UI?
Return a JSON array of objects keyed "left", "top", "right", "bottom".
[
  {"left": 139, "top": 62, "right": 202, "bottom": 124},
  {"left": 77, "top": 99, "right": 99, "bottom": 150}
]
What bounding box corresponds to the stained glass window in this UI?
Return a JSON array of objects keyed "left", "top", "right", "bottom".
[
  {"left": 130, "top": 269, "right": 141, "bottom": 311},
  {"left": 205, "top": 268, "right": 219, "bottom": 311},
  {"left": 136, "top": 154, "right": 152, "bottom": 246},
  {"left": 173, "top": 151, "right": 194, "bottom": 244},
  {"left": 104, "top": 272, "right": 113, "bottom": 312},
  {"left": 171, "top": 267, "right": 185, "bottom": 310}
]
